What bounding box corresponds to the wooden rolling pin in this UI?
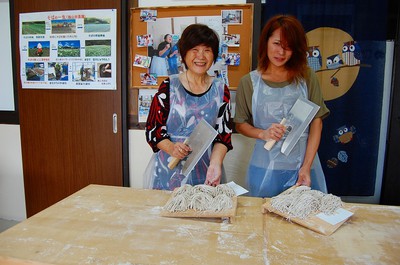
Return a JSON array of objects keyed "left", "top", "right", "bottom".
[
  {"left": 168, "top": 139, "right": 189, "bottom": 169},
  {"left": 264, "top": 118, "right": 286, "bottom": 150}
]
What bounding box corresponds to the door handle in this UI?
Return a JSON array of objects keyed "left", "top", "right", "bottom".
[{"left": 113, "top": 113, "right": 117, "bottom": 134}]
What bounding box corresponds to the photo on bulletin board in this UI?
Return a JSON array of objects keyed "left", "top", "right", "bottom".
[
  {"left": 140, "top": 73, "right": 157, "bottom": 86},
  {"left": 140, "top": 10, "right": 157, "bottom": 22},
  {"left": 138, "top": 89, "right": 157, "bottom": 123},
  {"left": 137, "top": 34, "right": 154, "bottom": 47},
  {"left": 147, "top": 30, "right": 181, "bottom": 77},
  {"left": 133, "top": 54, "right": 152, "bottom": 68},
  {"left": 221, "top": 9, "right": 243, "bottom": 24},
  {"left": 222, "top": 33, "right": 240, "bottom": 47},
  {"left": 224, "top": 53, "right": 240, "bottom": 66}
]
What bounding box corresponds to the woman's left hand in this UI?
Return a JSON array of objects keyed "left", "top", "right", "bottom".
[
  {"left": 296, "top": 166, "right": 311, "bottom": 187},
  {"left": 205, "top": 164, "right": 222, "bottom": 187}
]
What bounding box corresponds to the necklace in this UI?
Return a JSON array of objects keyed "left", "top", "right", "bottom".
[
  {"left": 185, "top": 71, "right": 193, "bottom": 93},
  {"left": 185, "top": 71, "right": 209, "bottom": 94}
]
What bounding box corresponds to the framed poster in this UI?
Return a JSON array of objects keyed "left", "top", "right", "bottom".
[{"left": 19, "top": 9, "right": 117, "bottom": 90}]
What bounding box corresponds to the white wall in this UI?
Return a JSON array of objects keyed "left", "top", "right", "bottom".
[
  {"left": 0, "top": 0, "right": 26, "bottom": 222},
  {"left": 0, "top": 125, "right": 26, "bottom": 221},
  {"left": 0, "top": 0, "right": 14, "bottom": 111},
  {"left": 128, "top": 130, "right": 153, "bottom": 189}
]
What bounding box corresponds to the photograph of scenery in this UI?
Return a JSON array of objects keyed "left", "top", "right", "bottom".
[
  {"left": 48, "top": 62, "right": 69, "bottom": 81},
  {"left": 25, "top": 62, "right": 45, "bottom": 81},
  {"left": 85, "top": 39, "right": 111, "bottom": 57},
  {"left": 22, "top": 21, "right": 45, "bottom": 35},
  {"left": 28, "top": 41, "right": 50, "bottom": 57},
  {"left": 84, "top": 17, "right": 111, "bottom": 33},
  {"left": 51, "top": 19, "right": 76, "bottom": 34},
  {"left": 58, "top": 40, "right": 81, "bottom": 57}
]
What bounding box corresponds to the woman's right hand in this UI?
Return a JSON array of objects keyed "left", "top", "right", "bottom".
[
  {"left": 258, "top": 123, "right": 286, "bottom": 142},
  {"left": 171, "top": 142, "right": 191, "bottom": 159}
]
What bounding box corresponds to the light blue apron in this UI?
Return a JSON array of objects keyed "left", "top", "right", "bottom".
[
  {"left": 247, "top": 70, "right": 327, "bottom": 197},
  {"left": 145, "top": 75, "right": 227, "bottom": 190}
]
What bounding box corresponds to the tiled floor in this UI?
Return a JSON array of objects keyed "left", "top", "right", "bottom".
[{"left": 0, "top": 218, "right": 19, "bottom": 233}]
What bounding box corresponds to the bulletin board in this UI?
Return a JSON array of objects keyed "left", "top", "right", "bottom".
[{"left": 128, "top": 4, "right": 254, "bottom": 128}]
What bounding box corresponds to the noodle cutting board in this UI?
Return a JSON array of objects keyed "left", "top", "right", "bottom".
[
  {"left": 262, "top": 187, "right": 354, "bottom": 236},
  {"left": 161, "top": 195, "right": 238, "bottom": 222},
  {"left": 262, "top": 201, "right": 352, "bottom": 236}
]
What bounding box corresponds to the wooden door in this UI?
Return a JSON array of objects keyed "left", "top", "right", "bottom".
[{"left": 12, "top": 0, "right": 125, "bottom": 217}]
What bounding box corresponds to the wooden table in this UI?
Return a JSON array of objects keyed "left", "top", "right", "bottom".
[
  {"left": 0, "top": 185, "right": 265, "bottom": 265},
  {"left": 1, "top": 185, "right": 399, "bottom": 264}
]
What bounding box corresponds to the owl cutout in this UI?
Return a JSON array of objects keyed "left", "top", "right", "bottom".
[
  {"left": 307, "top": 46, "right": 322, "bottom": 71},
  {"left": 326, "top": 54, "right": 344, "bottom": 69},
  {"left": 333, "top": 125, "right": 356, "bottom": 144},
  {"left": 342, "top": 40, "right": 362, "bottom": 66}
]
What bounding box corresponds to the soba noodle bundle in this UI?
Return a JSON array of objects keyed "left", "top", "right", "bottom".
[
  {"left": 164, "top": 184, "right": 236, "bottom": 213},
  {"left": 270, "top": 186, "right": 343, "bottom": 219}
]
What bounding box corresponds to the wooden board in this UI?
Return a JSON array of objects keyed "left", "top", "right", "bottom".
[
  {"left": 262, "top": 200, "right": 353, "bottom": 236},
  {"left": 161, "top": 195, "right": 238, "bottom": 221}
]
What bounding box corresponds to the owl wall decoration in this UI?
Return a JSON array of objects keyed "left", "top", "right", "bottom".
[
  {"left": 342, "top": 40, "right": 362, "bottom": 66},
  {"left": 326, "top": 54, "right": 344, "bottom": 69},
  {"left": 333, "top": 125, "right": 356, "bottom": 144},
  {"left": 307, "top": 46, "right": 322, "bottom": 71}
]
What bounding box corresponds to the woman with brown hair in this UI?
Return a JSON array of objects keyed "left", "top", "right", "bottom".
[{"left": 234, "top": 15, "right": 330, "bottom": 197}]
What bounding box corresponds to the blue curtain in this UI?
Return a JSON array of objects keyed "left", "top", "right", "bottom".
[{"left": 261, "top": 0, "right": 388, "bottom": 196}]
